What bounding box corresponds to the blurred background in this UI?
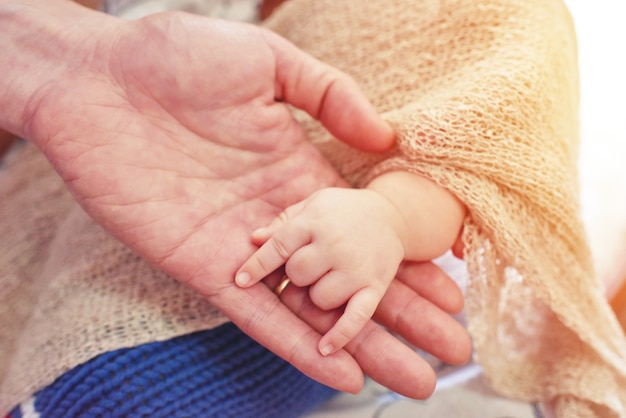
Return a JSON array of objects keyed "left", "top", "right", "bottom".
[{"left": 569, "top": 0, "right": 626, "bottom": 299}]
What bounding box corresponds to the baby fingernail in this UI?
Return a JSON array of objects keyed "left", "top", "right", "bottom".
[
  {"left": 320, "top": 344, "right": 334, "bottom": 356},
  {"left": 235, "top": 271, "right": 250, "bottom": 287}
]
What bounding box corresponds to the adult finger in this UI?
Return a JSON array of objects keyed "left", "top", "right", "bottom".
[
  {"left": 262, "top": 30, "right": 395, "bottom": 153},
  {"left": 211, "top": 281, "right": 365, "bottom": 394},
  {"left": 397, "top": 261, "right": 465, "bottom": 314},
  {"left": 280, "top": 282, "right": 438, "bottom": 399},
  {"left": 375, "top": 266, "right": 472, "bottom": 365}
]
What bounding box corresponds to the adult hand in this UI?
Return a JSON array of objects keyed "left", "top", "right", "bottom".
[
  {"left": 0, "top": 0, "right": 470, "bottom": 397},
  {"left": 268, "top": 260, "right": 471, "bottom": 398}
]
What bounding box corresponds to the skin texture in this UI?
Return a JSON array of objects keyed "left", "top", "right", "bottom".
[
  {"left": 238, "top": 187, "right": 408, "bottom": 355},
  {"left": 237, "top": 172, "right": 467, "bottom": 356},
  {"left": 0, "top": 0, "right": 471, "bottom": 399}
]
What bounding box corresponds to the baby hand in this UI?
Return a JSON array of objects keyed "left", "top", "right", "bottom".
[{"left": 235, "top": 187, "right": 408, "bottom": 356}]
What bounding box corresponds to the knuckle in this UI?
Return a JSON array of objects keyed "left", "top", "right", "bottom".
[
  {"left": 332, "top": 310, "right": 369, "bottom": 345},
  {"left": 252, "top": 251, "right": 275, "bottom": 275},
  {"left": 269, "top": 235, "right": 291, "bottom": 260},
  {"left": 332, "top": 325, "right": 356, "bottom": 345},
  {"left": 309, "top": 288, "right": 336, "bottom": 310},
  {"left": 284, "top": 263, "right": 307, "bottom": 287},
  {"left": 345, "top": 307, "right": 372, "bottom": 328}
]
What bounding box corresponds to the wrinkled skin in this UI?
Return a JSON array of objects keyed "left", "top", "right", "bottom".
[{"left": 18, "top": 8, "right": 471, "bottom": 398}]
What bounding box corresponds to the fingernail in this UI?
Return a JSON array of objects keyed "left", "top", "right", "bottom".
[
  {"left": 320, "top": 344, "right": 334, "bottom": 356},
  {"left": 235, "top": 271, "right": 250, "bottom": 287}
]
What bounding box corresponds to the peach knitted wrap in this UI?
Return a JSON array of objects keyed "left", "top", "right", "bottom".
[
  {"left": 264, "top": 0, "right": 626, "bottom": 416},
  {"left": 1, "top": 0, "right": 625, "bottom": 416}
]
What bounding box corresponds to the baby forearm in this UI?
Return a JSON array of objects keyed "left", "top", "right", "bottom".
[{"left": 366, "top": 171, "right": 466, "bottom": 261}]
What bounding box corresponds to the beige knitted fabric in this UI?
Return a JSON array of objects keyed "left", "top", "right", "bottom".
[
  {"left": 264, "top": 0, "right": 626, "bottom": 416},
  {"left": 2, "top": 0, "right": 626, "bottom": 416},
  {"left": 0, "top": 144, "right": 231, "bottom": 413}
]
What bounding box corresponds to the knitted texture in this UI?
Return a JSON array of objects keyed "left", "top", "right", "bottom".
[
  {"left": 263, "top": 0, "right": 626, "bottom": 416},
  {"left": 2, "top": 0, "right": 626, "bottom": 417},
  {"left": 0, "top": 144, "right": 231, "bottom": 414},
  {"left": 103, "top": 0, "right": 260, "bottom": 22},
  {"left": 8, "top": 322, "right": 336, "bottom": 417}
]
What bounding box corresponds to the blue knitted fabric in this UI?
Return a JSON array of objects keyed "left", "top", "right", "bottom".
[{"left": 9, "top": 322, "right": 336, "bottom": 417}]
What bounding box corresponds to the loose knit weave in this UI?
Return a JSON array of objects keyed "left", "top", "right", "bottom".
[
  {"left": 262, "top": 0, "right": 626, "bottom": 416},
  {"left": 8, "top": 323, "right": 335, "bottom": 418},
  {"left": 1, "top": 0, "right": 625, "bottom": 416}
]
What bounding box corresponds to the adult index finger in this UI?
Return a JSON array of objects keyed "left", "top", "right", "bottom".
[{"left": 210, "top": 281, "right": 365, "bottom": 394}]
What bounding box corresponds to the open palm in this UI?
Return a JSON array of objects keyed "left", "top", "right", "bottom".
[
  {"left": 32, "top": 13, "right": 389, "bottom": 297},
  {"left": 19, "top": 9, "right": 470, "bottom": 396}
]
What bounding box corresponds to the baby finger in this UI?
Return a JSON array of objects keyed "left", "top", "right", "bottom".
[{"left": 318, "top": 287, "right": 382, "bottom": 356}]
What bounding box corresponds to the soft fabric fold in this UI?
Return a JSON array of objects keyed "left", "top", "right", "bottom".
[{"left": 264, "top": 0, "right": 626, "bottom": 415}]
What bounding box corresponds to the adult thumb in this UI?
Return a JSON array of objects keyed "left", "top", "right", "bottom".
[{"left": 263, "top": 30, "right": 395, "bottom": 153}]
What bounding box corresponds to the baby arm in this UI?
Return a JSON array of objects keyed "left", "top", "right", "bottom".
[
  {"left": 366, "top": 171, "right": 466, "bottom": 262},
  {"left": 235, "top": 171, "right": 466, "bottom": 356}
]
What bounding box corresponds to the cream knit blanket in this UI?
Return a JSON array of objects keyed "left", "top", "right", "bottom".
[
  {"left": 1, "top": 0, "right": 625, "bottom": 416},
  {"left": 265, "top": 0, "right": 626, "bottom": 416}
]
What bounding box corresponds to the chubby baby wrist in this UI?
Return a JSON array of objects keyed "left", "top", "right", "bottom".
[
  {"left": 365, "top": 171, "right": 466, "bottom": 260},
  {"left": 361, "top": 188, "right": 412, "bottom": 256}
]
